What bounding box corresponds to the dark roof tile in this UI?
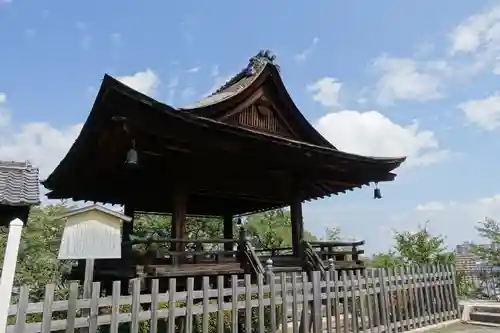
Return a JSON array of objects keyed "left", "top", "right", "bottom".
[{"left": 0, "top": 160, "right": 40, "bottom": 207}]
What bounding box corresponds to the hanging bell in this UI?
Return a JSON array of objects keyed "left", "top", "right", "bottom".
[
  {"left": 125, "top": 148, "right": 139, "bottom": 166},
  {"left": 373, "top": 187, "right": 382, "bottom": 199}
]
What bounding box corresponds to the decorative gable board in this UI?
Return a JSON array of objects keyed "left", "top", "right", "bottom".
[
  {"left": 225, "top": 103, "right": 294, "bottom": 139},
  {"left": 58, "top": 209, "right": 127, "bottom": 259}
]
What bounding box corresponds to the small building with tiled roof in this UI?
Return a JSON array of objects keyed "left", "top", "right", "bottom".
[{"left": 0, "top": 161, "right": 40, "bottom": 225}]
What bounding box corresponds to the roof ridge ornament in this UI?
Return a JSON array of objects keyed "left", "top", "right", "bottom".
[
  {"left": 245, "top": 50, "right": 279, "bottom": 76},
  {"left": 211, "top": 50, "right": 279, "bottom": 95}
]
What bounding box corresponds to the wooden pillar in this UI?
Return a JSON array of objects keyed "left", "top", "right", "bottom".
[
  {"left": 290, "top": 194, "right": 304, "bottom": 257},
  {"left": 123, "top": 205, "right": 135, "bottom": 240},
  {"left": 122, "top": 205, "right": 135, "bottom": 256},
  {"left": 170, "top": 188, "right": 187, "bottom": 265},
  {"left": 223, "top": 214, "right": 234, "bottom": 254}
]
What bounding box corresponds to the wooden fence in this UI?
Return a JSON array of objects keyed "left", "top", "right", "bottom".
[{"left": 6, "top": 265, "right": 460, "bottom": 333}]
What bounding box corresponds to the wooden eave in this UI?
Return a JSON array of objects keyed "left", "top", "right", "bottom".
[{"left": 42, "top": 75, "right": 406, "bottom": 216}]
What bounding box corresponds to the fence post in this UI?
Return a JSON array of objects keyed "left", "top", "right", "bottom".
[
  {"left": 265, "top": 259, "right": 273, "bottom": 284},
  {"left": 328, "top": 258, "right": 335, "bottom": 272},
  {"left": 0, "top": 218, "right": 24, "bottom": 333}
]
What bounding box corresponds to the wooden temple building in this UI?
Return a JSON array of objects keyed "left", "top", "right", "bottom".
[{"left": 42, "top": 50, "right": 405, "bottom": 291}]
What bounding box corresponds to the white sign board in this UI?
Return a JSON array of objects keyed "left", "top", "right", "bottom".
[{"left": 58, "top": 208, "right": 125, "bottom": 260}]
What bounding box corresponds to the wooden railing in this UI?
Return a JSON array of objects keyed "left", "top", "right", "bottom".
[
  {"left": 253, "top": 247, "right": 294, "bottom": 257},
  {"left": 303, "top": 241, "right": 326, "bottom": 275},
  {"left": 128, "top": 238, "right": 238, "bottom": 265},
  {"left": 242, "top": 241, "right": 265, "bottom": 276},
  {"left": 309, "top": 240, "right": 365, "bottom": 266}
]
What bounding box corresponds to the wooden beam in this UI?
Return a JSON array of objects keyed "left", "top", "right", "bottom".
[{"left": 122, "top": 205, "right": 135, "bottom": 256}]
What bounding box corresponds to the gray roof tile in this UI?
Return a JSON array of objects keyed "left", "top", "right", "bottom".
[{"left": 0, "top": 160, "right": 40, "bottom": 207}]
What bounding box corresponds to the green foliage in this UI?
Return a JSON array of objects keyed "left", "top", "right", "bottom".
[
  {"left": 393, "top": 222, "right": 452, "bottom": 265},
  {"left": 455, "top": 271, "right": 478, "bottom": 299},
  {"left": 368, "top": 251, "right": 403, "bottom": 268},
  {"left": 0, "top": 204, "right": 74, "bottom": 301},
  {"left": 245, "top": 208, "right": 318, "bottom": 249},
  {"left": 367, "top": 222, "right": 454, "bottom": 268},
  {"left": 132, "top": 214, "right": 236, "bottom": 253},
  {"left": 472, "top": 217, "right": 500, "bottom": 266}
]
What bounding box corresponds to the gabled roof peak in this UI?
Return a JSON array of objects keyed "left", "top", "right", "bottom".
[
  {"left": 57, "top": 204, "right": 132, "bottom": 222},
  {"left": 212, "top": 49, "right": 279, "bottom": 95}
]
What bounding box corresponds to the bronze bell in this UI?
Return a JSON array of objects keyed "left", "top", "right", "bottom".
[
  {"left": 373, "top": 187, "right": 382, "bottom": 199},
  {"left": 125, "top": 148, "right": 139, "bottom": 166}
]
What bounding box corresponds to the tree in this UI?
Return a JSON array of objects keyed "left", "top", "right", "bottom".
[
  {"left": 0, "top": 204, "right": 73, "bottom": 301},
  {"left": 245, "top": 209, "right": 318, "bottom": 248},
  {"left": 472, "top": 217, "right": 500, "bottom": 266},
  {"left": 324, "top": 227, "right": 341, "bottom": 241},
  {"left": 393, "top": 222, "right": 454, "bottom": 265},
  {"left": 366, "top": 222, "right": 454, "bottom": 268},
  {"left": 368, "top": 251, "right": 403, "bottom": 268}
]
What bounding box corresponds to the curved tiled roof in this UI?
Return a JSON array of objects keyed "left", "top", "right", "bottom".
[{"left": 0, "top": 160, "right": 40, "bottom": 206}]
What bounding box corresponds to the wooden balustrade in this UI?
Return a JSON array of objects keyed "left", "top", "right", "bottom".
[
  {"left": 127, "top": 238, "right": 239, "bottom": 265},
  {"left": 80, "top": 237, "right": 367, "bottom": 285},
  {"left": 308, "top": 240, "right": 365, "bottom": 265}
]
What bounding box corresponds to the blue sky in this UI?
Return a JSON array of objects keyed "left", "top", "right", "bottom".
[{"left": 2, "top": 0, "right": 500, "bottom": 254}]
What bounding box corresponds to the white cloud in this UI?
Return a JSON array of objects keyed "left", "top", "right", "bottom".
[
  {"left": 315, "top": 110, "right": 452, "bottom": 167},
  {"left": 415, "top": 201, "right": 447, "bottom": 212},
  {"left": 413, "top": 194, "right": 500, "bottom": 246},
  {"left": 446, "top": 4, "right": 500, "bottom": 76},
  {"left": 294, "top": 37, "right": 319, "bottom": 62},
  {"left": 449, "top": 6, "right": 500, "bottom": 54},
  {"left": 0, "top": 102, "right": 81, "bottom": 182},
  {"left": 372, "top": 56, "right": 444, "bottom": 105},
  {"left": 186, "top": 66, "right": 200, "bottom": 73},
  {"left": 307, "top": 77, "right": 342, "bottom": 108},
  {"left": 0, "top": 93, "right": 6, "bottom": 104},
  {"left": 116, "top": 69, "right": 160, "bottom": 97},
  {"left": 458, "top": 92, "right": 500, "bottom": 130},
  {"left": 368, "top": 4, "right": 500, "bottom": 105}
]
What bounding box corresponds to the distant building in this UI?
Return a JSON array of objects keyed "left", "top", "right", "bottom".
[{"left": 455, "top": 242, "right": 499, "bottom": 271}]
